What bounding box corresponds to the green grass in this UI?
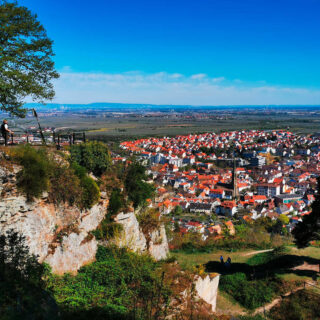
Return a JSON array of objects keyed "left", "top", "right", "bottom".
[{"left": 174, "top": 249, "right": 254, "bottom": 271}]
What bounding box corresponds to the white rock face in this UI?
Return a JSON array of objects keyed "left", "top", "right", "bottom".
[
  {"left": 0, "top": 165, "right": 169, "bottom": 274},
  {"left": 45, "top": 232, "right": 97, "bottom": 275},
  {"left": 0, "top": 189, "right": 108, "bottom": 274},
  {"left": 113, "top": 210, "right": 169, "bottom": 260},
  {"left": 149, "top": 225, "right": 169, "bottom": 260},
  {"left": 194, "top": 274, "right": 220, "bottom": 312}
]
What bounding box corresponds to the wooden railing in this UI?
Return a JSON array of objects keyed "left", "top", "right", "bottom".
[{"left": 0, "top": 131, "right": 86, "bottom": 147}]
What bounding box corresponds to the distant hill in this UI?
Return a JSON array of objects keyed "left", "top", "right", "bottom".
[{"left": 23, "top": 103, "right": 320, "bottom": 113}]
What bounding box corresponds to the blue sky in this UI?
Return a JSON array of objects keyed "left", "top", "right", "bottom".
[{"left": 20, "top": 0, "right": 320, "bottom": 105}]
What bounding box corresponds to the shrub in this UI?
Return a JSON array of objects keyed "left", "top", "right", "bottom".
[
  {"left": 0, "top": 230, "right": 58, "bottom": 319},
  {"left": 71, "top": 162, "right": 100, "bottom": 209},
  {"left": 137, "top": 208, "right": 161, "bottom": 238},
  {"left": 79, "top": 175, "right": 100, "bottom": 209},
  {"left": 48, "top": 162, "right": 82, "bottom": 206},
  {"left": 269, "top": 290, "right": 320, "bottom": 320},
  {"left": 13, "top": 145, "right": 52, "bottom": 201},
  {"left": 92, "top": 221, "right": 123, "bottom": 240},
  {"left": 47, "top": 246, "right": 169, "bottom": 319},
  {"left": 108, "top": 188, "right": 126, "bottom": 216},
  {"left": 70, "top": 141, "right": 111, "bottom": 177},
  {"left": 124, "top": 162, "right": 155, "bottom": 208},
  {"left": 220, "top": 273, "right": 279, "bottom": 309}
]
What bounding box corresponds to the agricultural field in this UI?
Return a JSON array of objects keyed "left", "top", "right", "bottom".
[{"left": 10, "top": 108, "right": 320, "bottom": 142}]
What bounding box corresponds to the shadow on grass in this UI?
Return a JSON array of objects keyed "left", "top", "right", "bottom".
[{"left": 205, "top": 254, "right": 320, "bottom": 280}]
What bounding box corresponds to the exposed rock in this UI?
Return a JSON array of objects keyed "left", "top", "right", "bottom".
[
  {"left": 0, "top": 165, "right": 109, "bottom": 274},
  {"left": 194, "top": 274, "right": 220, "bottom": 312},
  {"left": 113, "top": 211, "right": 147, "bottom": 253},
  {"left": 0, "top": 164, "right": 169, "bottom": 274},
  {"left": 113, "top": 210, "right": 169, "bottom": 260},
  {"left": 149, "top": 224, "right": 169, "bottom": 260}
]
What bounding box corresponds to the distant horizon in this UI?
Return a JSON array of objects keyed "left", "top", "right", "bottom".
[
  {"left": 19, "top": 0, "right": 320, "bottom": 105},
  {"left": 24, "top": 102, "right": 320, "bottom": 109}
]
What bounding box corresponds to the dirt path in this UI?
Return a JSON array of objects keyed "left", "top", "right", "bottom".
[
  {"left": 252, "top": 285, "right": 306, "bottom": 316},
  {"left": 292, "top": 262, "right": 320, "bottom": 272},
  {"left": 242, "top": 249, "right": 274, "bottom": 256}
]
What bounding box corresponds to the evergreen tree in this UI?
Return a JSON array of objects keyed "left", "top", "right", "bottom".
[
  {"left": 0, "top": 1, "right": 59, "bottom": 117},
  {"left": 292, "top": 179, "right": 320, "bottom": 248}
]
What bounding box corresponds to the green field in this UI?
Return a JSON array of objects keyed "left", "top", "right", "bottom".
[{"left": 12, "top": 112, "right": 320, "bottom": 142}]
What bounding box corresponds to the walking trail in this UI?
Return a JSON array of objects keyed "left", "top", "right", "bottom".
[{"left": 242, "top": 249, "right": 274, "bottom": 256}]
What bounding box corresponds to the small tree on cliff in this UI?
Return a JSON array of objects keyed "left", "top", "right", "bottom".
[
  {"left": 0, "top": 0, "right": 59, "bottom": 117},
  {"left": 0, "top": 230, "right": 58, "bottom": 319},
  {"left": 292, "top": 179, "right": 320, "bottom": 248}
]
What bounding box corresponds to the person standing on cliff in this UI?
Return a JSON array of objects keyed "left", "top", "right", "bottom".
[{"left": 1, "top": 120, "right": 13, "bottom": 146}]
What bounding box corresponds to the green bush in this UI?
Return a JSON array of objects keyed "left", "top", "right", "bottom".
[
  {"left": 108, "top": 188, "right": 126, "bottom": 216},
  {"left": 220, "top": 272, "right": 278, "bottom": 309},
  {"left": 46, "top": 246, "right": 169, "bottom": 319},
  {"left": 125, "top": 162, "right": 155, "bottom": 208},
  {"left": 0, "top": 230, "right": 58, "bottom": 319},
  {"left": 92, "top": 221, "right": 123, "bottom": 240},
  {"left": 70, "top": 141, "right": 111, "bottom": 177},
  {"left": 48, "top": 163, "right": 82, "bottom": 206},
  {"left": 13, "top": 145, "right": 52, "bottom": 201},
  {"left": 71, "top": 162, "right": 100, "bottom": 209}
]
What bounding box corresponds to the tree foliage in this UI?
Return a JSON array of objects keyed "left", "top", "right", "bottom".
[
  {"left": 125, "top": 162, "right": 155, "bottom": 208},
  {"left": 293, "top": 179, "right": 320, "bottom": 248},
  {"left": 278, "top": 214, "right": 289, "bottom": 225},
  {"left": 13, "top": 144, "right": 52, "bottom": 201},
  {"left": 47, "top": 246, "right": 170, "bottom": 320},
  {"left": 71, "top": 162, "right": 100, "bottom": 209},
  {"left": 48, "top": 161, "right": 82, "bottom": 206},
  {"left": 12, "top": 145, "right": 100, "bottom": 209},
  {"left": 0, "top": 230, "right": 58, "bottom": 319},
  {"left": 0, "top": 0, "right": 59, "bottom": 117},
  {"left": 70, "top": 141, "right": 111, "bottom": 177}
]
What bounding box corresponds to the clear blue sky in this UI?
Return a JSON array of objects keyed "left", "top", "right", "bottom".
[{"left": 20, "top": 0, "right": 320, "bottom": 105}]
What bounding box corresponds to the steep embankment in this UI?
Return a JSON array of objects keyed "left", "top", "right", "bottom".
[
  {"left": 113, "top": 210, "right": 169, "bottom": 260},
  {"left": 0, "top": 164, "right": 169, "bottom": 274}
]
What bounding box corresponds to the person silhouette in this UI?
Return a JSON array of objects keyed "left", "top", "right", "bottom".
[{"left": 1, "top": 120, "right": 13, "bottom": 146}]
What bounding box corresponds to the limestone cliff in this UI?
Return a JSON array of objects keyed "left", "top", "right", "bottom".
[
  {"left": 113, "top": 210, "right": 169, "bottom": 260},
  {"left": 194, "top": 274, "right": 220, "bottom": 312},
  {"left": 0, "top": 164, "right": 169, "bottom": 274},
  {"left": 0, "top": 182, "right": 108, "bottom": 275}
]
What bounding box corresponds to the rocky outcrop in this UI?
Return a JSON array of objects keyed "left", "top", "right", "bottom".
[
  {"left": 0, "top": 192, "right": 108, "bottom": 275},
  {"left": 0, "top": 163, "right": 109, "bottom": 275},
  {"left": 113, "top": 210, "right": 169, "bottom": 260},
  {"left": 0, "top": 163, "right": 169, "bottom": 274},
  {"left": 194, "top": 274, "right": 220, "bottom": 312}
]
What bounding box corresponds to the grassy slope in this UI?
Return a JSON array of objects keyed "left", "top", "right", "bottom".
[{"left": 174, "top": 246, "right": 320, "bottom": 315}]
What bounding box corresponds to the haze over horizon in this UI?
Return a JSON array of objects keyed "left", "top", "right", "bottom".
[{"left": 21, "top": 0, "right": 320, "bottom": 105}]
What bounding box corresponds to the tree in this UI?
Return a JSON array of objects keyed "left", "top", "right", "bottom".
[
  {"left": 0, "top": 1, "right": 59, "bottom": 117},
  {"left": 13, "top": 144, "right": 53, "bottom": 201},
  {"left": 293, "top": 179, "right": 320, "bottom": 248},
  {"left": 278, "top": 214, "right": 289, "bottom": 225},
  {"left": 70, "top": 141, "right": 111, "bottom": 177},
  {"left": 125, "top": 162, "right": 155, "bottom": 208},
  {"left": 0, "top": 229, "right": 59, "bottom": 319}
]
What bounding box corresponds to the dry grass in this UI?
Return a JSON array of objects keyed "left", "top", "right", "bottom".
[
  {"left": 288, "top": 245, "right": 320, "bottom": 259},
  {"left": 216, "top": 291, "right": 246, "bottom": 316}
]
